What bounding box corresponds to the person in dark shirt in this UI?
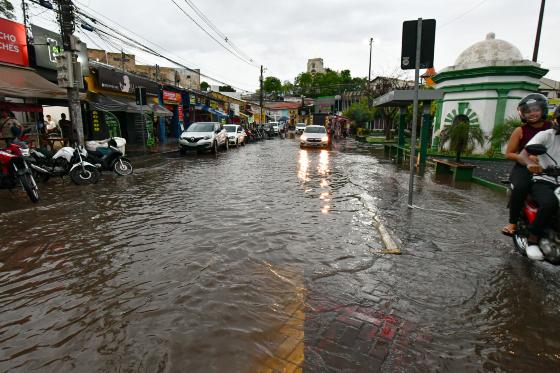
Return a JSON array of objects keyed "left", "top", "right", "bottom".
[{"left": 58, "top": 113, "right": 74, "bottom": 142}]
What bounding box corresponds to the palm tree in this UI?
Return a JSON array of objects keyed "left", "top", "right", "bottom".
[
  {"left": 440, "top": 115, "right": 485, "bottom": 162},
  {"left": 490, "top": 117, "right": 522, "bottom": 151}
]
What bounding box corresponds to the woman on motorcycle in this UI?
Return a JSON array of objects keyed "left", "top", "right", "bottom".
[
  {"left": 502, "top": 93, "right": 550, "bottom": 236},
  {"left": 520, "top": 105, "right": 560, "bottom": 260}
]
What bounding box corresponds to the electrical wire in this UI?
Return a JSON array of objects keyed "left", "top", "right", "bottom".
[
  {"left": 439, "top": 0, "right": 490, "bottom": 29},
  {"left": 168, "top": 0, "right": 258, "bottom": 68}
]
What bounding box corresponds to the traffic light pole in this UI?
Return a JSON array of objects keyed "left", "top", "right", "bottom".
[
  {"left": 260, "top": 65, "right": 264, "bottom": 124},
  {"left": 56, "top": 0, "right": 84, "bottom": 145}
]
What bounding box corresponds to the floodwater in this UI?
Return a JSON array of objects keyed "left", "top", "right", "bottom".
[{"left": 1, "top": 138, "right": 560, "bottom": 372}]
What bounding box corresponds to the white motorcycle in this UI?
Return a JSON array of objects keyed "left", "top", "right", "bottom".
[{"left": 29, "top": 144, "right": 100, "bottom": 185}]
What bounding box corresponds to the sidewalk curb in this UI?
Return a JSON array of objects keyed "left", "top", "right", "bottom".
[{"left": 472, "top": 177, "right": 507, "bottom": 193}]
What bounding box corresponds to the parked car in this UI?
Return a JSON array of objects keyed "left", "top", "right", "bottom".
[
  {"left": 224, "top": 124, "right": 246, "bottom": 147},
  {"left": 300, "top": 125, "right": 329, "bottom": 149},
  {"left": 179, "top": 122, "right": 229, "bottom": 154},
  {"left": 295, "top": 123, "right": 307, "bottom": 134},
  {"left": 269, "top": 122, "right": 279, "bottom": 136}
]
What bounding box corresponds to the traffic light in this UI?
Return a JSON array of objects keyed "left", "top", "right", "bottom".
[{"left": 56, "top": 51, "right": 74, "bottom": 88}]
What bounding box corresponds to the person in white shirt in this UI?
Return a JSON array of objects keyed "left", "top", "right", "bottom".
[{"left": 521, "top": 106, "right": 560, "bottom": 260}]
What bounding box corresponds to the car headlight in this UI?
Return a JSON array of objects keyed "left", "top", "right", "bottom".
[
  {"left": 321, "top": 136, "right": 329, "bottom": 142},
  {"left": 301, "top": 135, "right": 307, "bottom": 141}
]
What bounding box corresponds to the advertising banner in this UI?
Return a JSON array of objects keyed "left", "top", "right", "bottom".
[
  {"left": 162, "top": 90, "right": 181, "bottom": 104},
  {"left": 96, "top": 65, "right": 159, "bottom": 95},
  {"left": 0, "top": 18, "right": 28, "bottom": 66}
]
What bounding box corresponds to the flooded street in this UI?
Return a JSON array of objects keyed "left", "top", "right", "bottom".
[{"left": 1, "top": 138, "right": 560, "bottom": 372}]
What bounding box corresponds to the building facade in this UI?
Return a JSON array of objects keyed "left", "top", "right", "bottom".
[{"left": 307, "top": 58, "right": 325, "bottom": 74}]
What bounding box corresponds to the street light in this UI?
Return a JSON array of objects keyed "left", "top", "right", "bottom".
[{"left": 335, "top": 95, "right": 341, "bottom": 115}]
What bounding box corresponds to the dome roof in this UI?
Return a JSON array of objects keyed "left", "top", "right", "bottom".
[{"left": 454, "top": 33, "right": 523, "bottom": 67}]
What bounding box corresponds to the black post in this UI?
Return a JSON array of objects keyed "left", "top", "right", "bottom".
[{"left": 532, "top": 0, "right": 546, "bottom": 62}]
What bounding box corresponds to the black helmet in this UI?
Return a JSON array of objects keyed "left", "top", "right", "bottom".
[{"left": 518, "top": 93, "right": 548, "bottom": 123}]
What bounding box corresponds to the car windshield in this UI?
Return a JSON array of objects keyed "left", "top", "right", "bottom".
[
  {"left": 187, "top": 123, "right": 215, "bottom": 132},
  {"left": 305, "top": 127, "right": 326, "bottom": 134},
  {"left": 224, "top": 125, "right": 237, "bottom": 132}
]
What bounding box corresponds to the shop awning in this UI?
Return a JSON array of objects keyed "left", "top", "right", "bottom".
[
  {"left": 195, "top": 104, "right": 228, "bottom": 119},
  {"left": 149, "top": 103, "right": 173, "bottom": 117},
  {"left": 87, "top": 93, "right": 171, "bottom": 116},
  {"left": 0, "top": 64, "right": 68, "bottom": 99}
]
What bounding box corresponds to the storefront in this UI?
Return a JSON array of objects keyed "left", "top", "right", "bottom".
[
  {"left": 159, "top": 87, "right": 189, "bottom": 143},
  {"left": 84, "top": 63, "right": 171, "bottom": 146}
]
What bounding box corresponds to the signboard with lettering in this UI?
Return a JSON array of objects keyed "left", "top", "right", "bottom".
[
  {"left": 189, "top": 94, "right": 196, "bottom": 105},
  {"left": 162, "top": 90, "right": 181, "bottom": 104},
  {"left": 0, "top": 18, "right": 28, "bottom": 66},
  {"left": 95, "top": 65, "right": 159, "bottom": 95},
  {"left": 90, "top": 110, "right": 121, "bottom": 140},
  {"left": 178, "top": 104, "right": 184, "bottom": 121},
  {"left": 31, "top": 24, "right": 89, "bottom": 76}
]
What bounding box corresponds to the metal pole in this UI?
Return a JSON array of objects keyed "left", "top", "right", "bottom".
[
  {"left": 532, "top": 0, "right": 546, "bottom": 62},
  {"left": 21, "top": 0, "right": 29, "bottom": 42},
  {"left": 140, "top": 102, "right": 146, "bottom": 153},
  {"left": 260, "top": 65, "right": 264, "bottom": 124},
  {"left": 368, "top": 37, "right": 373, "bottom": 130},
  {"left": 408, "top": 18, "right": 422, "bottom": 208}
]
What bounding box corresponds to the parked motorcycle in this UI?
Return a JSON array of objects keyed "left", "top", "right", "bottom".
[
  {"left": 0, "top": 143, "right": 39, "bottom": 203},
  {"left": 509, "top": 144, "right": 560, "bottom": 264},
  {"left": 85, "top": 138, "right": 133, "bottom": 176},
  {"left": 29, "top": 145, "right": 100, "bottom": 185}
]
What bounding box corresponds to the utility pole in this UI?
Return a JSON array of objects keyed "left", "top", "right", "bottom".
[
  {"left": 56, "top": 0, "right": 84, "bottom": 145},
  {"left": 121, "top": 49, "right": 125, "bottom": 72},
  {"left": 21, "top": 0, "right": 30, "bottom": 42},
  {"left": 260, "top": 65, "right": 264, "bottom": 124},
  {"left": 367, "top": 37, "right": 373, "bottom": 130},
  {"left": 532, "top": 0, "right": 546, "bottom": 62}
]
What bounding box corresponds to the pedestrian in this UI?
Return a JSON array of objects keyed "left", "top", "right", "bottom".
[
  {"left": 0, "top": 111, "right": 23, "bottom": 146},
  {"left": 45, "top": 115, "right": 61, "bottom": 136},
  {"left": 58, "top": 113, "right": 74, "bottom": 143}
]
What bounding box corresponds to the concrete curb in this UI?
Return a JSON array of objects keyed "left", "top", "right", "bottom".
[
  {"left": 373, "top": 218, "right": 401, "bottom": 255},
  {"left": 472, "top": 176, "right": 507, "bottom": 193}
]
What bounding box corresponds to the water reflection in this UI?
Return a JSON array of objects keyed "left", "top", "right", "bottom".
[{"left": 296, "top": 149, "right": 332, "bottom": 214}]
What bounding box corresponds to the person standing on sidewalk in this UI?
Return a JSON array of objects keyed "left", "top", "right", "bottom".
[{"left": 502, "top": 93, "right": 550, "bottom": 236}]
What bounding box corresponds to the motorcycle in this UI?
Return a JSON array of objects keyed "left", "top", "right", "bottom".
[
  {"left": 0, "top": 143, "right": 39, "bottom": 203},
  {"left": 29, "top": 144, "right": 100, "bottom": 185},
  {"left": 510, "top": 144, "right": 560, "bottom": 264},
  {"left": 85, "top": 138, "right": 133, "bottom": 176}
]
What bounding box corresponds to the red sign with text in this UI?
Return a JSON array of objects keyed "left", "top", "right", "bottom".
[
  {"left": 178, "top": 104, "right": 184, "bottom": 121},
  {"left": 0, "top": 18, "right": 28, "bottom": 66},
  {"left": 162, "top": 90, "right": 181, "bottom": 103}
]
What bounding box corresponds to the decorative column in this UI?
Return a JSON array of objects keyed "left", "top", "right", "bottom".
[{"left": 431, "top": 99, "right": 442, "bottom": 151}]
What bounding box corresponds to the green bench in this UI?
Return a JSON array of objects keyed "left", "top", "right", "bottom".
[{"left": 434, "top": 159, "right": 476, "bottom": 181}]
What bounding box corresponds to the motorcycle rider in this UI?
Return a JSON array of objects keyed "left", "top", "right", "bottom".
[
  {"left": 520, "top": 105, "right": 560, "bottom": 260},
  {"left": 502, "top": 94, "right": 551, "bottom": 236}
]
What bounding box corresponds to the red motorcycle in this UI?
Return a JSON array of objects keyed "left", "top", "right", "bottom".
[{"left": 0, "top": 143, "right": 39, "bottom": 203}]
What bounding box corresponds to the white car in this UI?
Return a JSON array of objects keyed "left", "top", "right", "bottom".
[
  {"left": 179, "top": 122, "right": 229, "bottom": 154},
  {"left": 224, "top": 124, "right": 246, "bottom": 146},
  {"left": 269, "top": 122, "right": 279, "bottom": 135},
  {"left": 295, "top": 123, "right": 307, "bottom": 134},
  {"left": 300, "top": 125, "right": 329, "bottom": 148}
]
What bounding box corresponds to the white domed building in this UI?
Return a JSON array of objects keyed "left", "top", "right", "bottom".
[{"left": 432, "top": 33, "right": 548, "bottom": 153}]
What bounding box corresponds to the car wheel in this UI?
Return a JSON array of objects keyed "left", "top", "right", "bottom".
[{"left": 179, "top": 147, "right": 186, "bottom": 155}]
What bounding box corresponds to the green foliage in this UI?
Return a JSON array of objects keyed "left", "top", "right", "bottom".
[
  {"left": 219, "top": 85, "right": 236, "bottom": 92},
  {"left": 200, "top": 81, "right": 209, "bottom": 91},
  {"left": 440, "top": 118, "right": 485, "bottom": 162},
  {"left": 490, "top": 116, "right": 522, "bottom": 150},
  {"left": 0, "top": 0, "right": 14, "bottom": 20},
  {"left": 293, "top": 70, "right": 365, "bottom": 98},
  {"left": 343, "top": 99, "right": 375, "bottom": 127},
  {"left": 263, "top": 76, "right": 282, "bottom": 94}
]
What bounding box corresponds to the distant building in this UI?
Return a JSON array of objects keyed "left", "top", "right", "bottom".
[
  {"left": 307, "top": 58, "right": 325, "bottom": 74},
  {"left": 87, "top": 48, "right": 201, "bottom": 90},
  {"left": 539, "top": 77, "right": 560, "bottom": 100}
]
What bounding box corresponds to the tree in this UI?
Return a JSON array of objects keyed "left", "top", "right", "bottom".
[
  {"left": 219, "top": 85, "right": 236, "bottom": 92},
  {"left": 344, "top": 99, "right": 375, "bottom": 128},
  {"left": 1, "top": 0, "right": 14, "bottom": 19},
  {"left": 200, "top": 81, "right": 210, "bottom": 91},
  {"left": 263, "top": 76, "right": 282, "bottom": 94},
  {"left": 440, "top": 117, "right": 485, "bottom": 162},
  {"left": 490, "top": 116, "right": 522, "bottom": 151}
]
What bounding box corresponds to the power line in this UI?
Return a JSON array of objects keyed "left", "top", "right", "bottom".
[
  {"left": 440, "top": 0, "right": 490, "bottom": 29},
  {"left": 168, "top": 0, "right": 258, "bottom": 68}
]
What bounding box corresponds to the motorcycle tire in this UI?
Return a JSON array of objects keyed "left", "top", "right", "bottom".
[
  {"left": 19, "top": 173, "right": 40, "bottom": 203},
  {"left": 512, "top": 234, "right": 528, "bottom": 257},
  {"left": 212, "top": 141, "right": 218, "bottom": 155},
  {"left": 224, "top": 140, "right": 229, "bottom": 152},
  {"left": 70, "top": 165, "right": 101, "bottom": 185},
  {"left": 113, "top": 158, "right": 134, "bottom": 176}
]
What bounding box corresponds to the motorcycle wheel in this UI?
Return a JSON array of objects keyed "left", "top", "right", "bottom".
[
  {"left": 512, "top": 234, "right": 528, "bottom": 256},
  {"left": 19, "top": 173, "right": 40, "bottom": 203},
  {"left": 70, "top": 165, "right": 100, "bottom": 185},
  {"left": 113, "top": 158, "right": 134, "bottom": 176},
  {"left": 212, "top": 141, "right": 218, "bottom": 155},
  {"left": 224, "top": 139, "right": 229, "bottom": 152}
]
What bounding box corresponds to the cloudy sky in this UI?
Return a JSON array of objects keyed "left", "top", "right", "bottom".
[{"left": 21, "top": 0, "right": 560, "bottom": 91}]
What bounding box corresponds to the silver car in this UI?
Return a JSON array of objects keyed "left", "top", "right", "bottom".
[
  {"left": 300, "top": 125, "right": 329, "bottom": 148},
  {"left": 179, "top": 122, "right": 229, "bottom": 154}
]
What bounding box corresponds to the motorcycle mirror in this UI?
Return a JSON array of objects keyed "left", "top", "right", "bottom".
[{"left": 526, "top": 144, "right": 548, "bottom": 156}]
